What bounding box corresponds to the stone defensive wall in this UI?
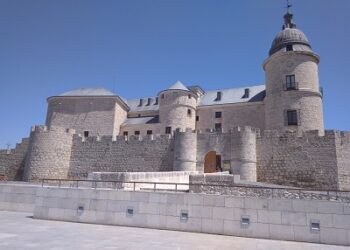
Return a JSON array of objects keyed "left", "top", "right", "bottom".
[
  {"left": 68, "top": 132, "right": 175, "bottom": 179},
  {"left": 257, "top": 130, "right": 350, "bottom": 191},
  {"left": 0, "top": 138, "right": 29, "bottom": 181}
]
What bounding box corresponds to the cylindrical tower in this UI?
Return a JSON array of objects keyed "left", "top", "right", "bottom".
[
  {"left": 173, "top": 129, "right": 197, "bottom": 171},
  {"left": 263, "top": 11, "right": 324, "bottom": 134},
  {"left": 23, "top": 126, "right": 75, "bottom": 181},
  {"left": 230, "top": 127, "right": 257, "bottom": 182},
  {"left": 158, "top": 81, "right": 197, "bottom": 134}
]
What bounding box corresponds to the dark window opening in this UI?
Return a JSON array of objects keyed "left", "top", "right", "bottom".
[
  {"left": 138, "top": 114, "right": 141, "bottom": 117},
  {"left": 165, "top": 126, "right": 172, "bottom": 134},
  {"left": 286, "top": 75, "right": 296, "bottom": 90},
  {"left": 196, "top": 116, "right": 199, "bottom": 122},
  {"left": 214, "top": 91, "right": 222, "bottom": 101},
  {"left": 146, "top": 98, "right": 152, "bottom": 106},
  {"left": 286, "top": 44, "right": 293, "bottom": 51},
  {"left": 154, "top": 97, "right": 159, "bottom": 105},
  {"left": 147, "top": 130, "right": 152, "bottom": 135},
  {"left": 161, "top": 94, "right": 165, "bottom": 99},
  {"left": 187, "top": 109, "right": 192, "bottom": 116},
  {"left": 188, "top": 94, "right": 192, "bottom": 99},
  {"left": 287, "top": 110, "right": 298, "bottom": 126},
  {"left": 138, "top": 99, "right": 143, "bottom": 106},
  {"left": 123, "top": 131, "right": 128, "bottom": 136},
  {"left": 84, "top": 131, "right": 89, "bottom": 138},
  {"left": 215, "top": 155, "right": 222, "bottom": 172},
  {"left": 215, "top": 123, "right": 222, "bottom": 131},
  {"left": 134, "top": 131, "right": 140, "bottom": 135},
  {"left": 215, "top": 111, "right": 222, "bottom": 118},
  {"left": 242, "top": 88, "right": 250, "bottom": 98}
]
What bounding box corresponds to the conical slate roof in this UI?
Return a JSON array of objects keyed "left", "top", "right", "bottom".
[{"left": 166, "top": 81, "right": 189, "bottom": 91}]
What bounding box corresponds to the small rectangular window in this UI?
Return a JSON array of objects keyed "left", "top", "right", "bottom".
[
  {"left": 161, "top": 94, "right": 165, "bottom": 99},
  {"left": 215, "top": 123, "right": 222, "bottom": 131},
  {"left": 286, "top": 44, "right": 293, "bottom": 51},
  {"left": 215, "top": 111, "right": 222, "bottom": 118},
  {"left": 154, "top": 97, "right": 159, "bottom": 105},
  {"left": 147, "top": 130, "right": 152, "bottom": 135},
  {"left": 187, "top": 109, "right": 192, "bottom": 116},
  {"left": 286, "top": 75, "right": 296, "bottom": 90},
  {"left": 123, "top": 131, "right": 128, "bottom": 136},
  {"left": 287, "top": 110, "right": 298, "bottom": 126},
  {"left": 84, "top": 131, "right": 89, "bottom": 138},
  {"left": 134, "top": 131, "right": 140, "bottom": 135},
  {"left": 188, "top": 94, "right": 192, "bottom": 99},
  {"left": 196, "top": 116, "right": 199, "bottom": 122},
  {"left": 165, "top": 126, "right": 172, "bottom": 134},
  {"left": 146, "top": 98, "right": 152, "bottom": 106},
  {"left": 214, "top": 91, "right": 222, "bottom": 101},
  {"left": 138, "top": 99, "right": 143, "bottom": 106},
  {"left": 242, "top": 88, "right": 250, "bottom": 98}
]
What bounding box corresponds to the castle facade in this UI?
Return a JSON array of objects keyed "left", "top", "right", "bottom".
[{"left": 1, "top": 11, "right": 349, "bottom": 190}]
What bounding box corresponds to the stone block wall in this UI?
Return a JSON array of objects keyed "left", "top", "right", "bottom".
[
  {"left": 257, "top": 130, "right": 344, "bottom": 190},
  {"left": 196, "top": 102, "right": 265, "bottom": 133},
  {"left": 0, "top": 138, "right": 29, "bottom": 180},
  {"left": 32, "top": 186, "right": 350, "bottom": 246},
  {"left": 335, "top": 132, "right": 350, "bottom": 190},
  {"left": 68, "top": 134, "right": 174, "bottom": 178}
]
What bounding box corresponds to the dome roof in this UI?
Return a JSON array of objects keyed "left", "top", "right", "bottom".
[
  {"left": 269, "top": 11, "right": 312, "bottom": 56},
  {"left": 269, "top": 28, "right": 311, "bottom": 56}
]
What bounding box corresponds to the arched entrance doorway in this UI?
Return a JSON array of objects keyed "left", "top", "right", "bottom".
[{"left": 204, "top": 151, "right": 222, "bottom": 173}]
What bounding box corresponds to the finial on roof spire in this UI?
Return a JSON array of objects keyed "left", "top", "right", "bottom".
[
  {"left": 286, "top": 0, "right": 292, "bottom": 13},
  {"left": 282, "top": 0, "right": 297, "bottom": 30}
]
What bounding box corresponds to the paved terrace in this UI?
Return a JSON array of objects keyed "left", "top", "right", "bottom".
[{"left": 0, "top": 211, "right": 349, "bottom": 250}]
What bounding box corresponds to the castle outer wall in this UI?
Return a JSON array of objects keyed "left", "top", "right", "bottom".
[{"left": 1, "top": 125, "right": 346, "bottom": 191}]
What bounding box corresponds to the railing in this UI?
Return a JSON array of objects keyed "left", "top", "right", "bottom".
[{"left": 40, "top": 178, "right": 350, "bottom": 202}]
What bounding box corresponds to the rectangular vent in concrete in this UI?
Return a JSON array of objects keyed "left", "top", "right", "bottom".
[
  {"left": 241, "top": 216, "right": 250, "bottom": 228},
  {"left": 180, "top": 210, "right": 189, "bottom": 222},
  {"left": 310, "top": 220, "right": 320, "bottom": 233},
  {"left": 127, "top": 207, "right": 134, "bottom": 217},
  {"left": 77, "top": 205, "right": 84, "bottom": 216}
]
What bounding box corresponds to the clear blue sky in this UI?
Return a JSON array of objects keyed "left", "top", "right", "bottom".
[{"left": 0, "top": 0, "right": 349, "bottom": 148}]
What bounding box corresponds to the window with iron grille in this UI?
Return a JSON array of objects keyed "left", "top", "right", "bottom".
[{"left": 165, "top": 126, "right": 172, "bottom": 134}]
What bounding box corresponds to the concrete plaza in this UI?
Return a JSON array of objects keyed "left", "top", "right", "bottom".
[{"left": 0, "top": 211, "right": 349, "bottom": 250}]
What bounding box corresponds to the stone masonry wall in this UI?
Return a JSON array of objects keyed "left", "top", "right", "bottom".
[
  {"left": 46, "top": 97, "right": 122, "bottom": 137},
  {"left": 24, "top": 126, "right": 75, "bottom": 181},
  {"left": 257, "top": 130, "right": 340, "bottom": 190},
  {"left": 68, "top": 134, "right": 174, "bottom": 178},
  {"left": 196, "top": 102, "right": 265, "bottom": 132},
  {"left": 335, "top": 132, "right": 350, "bottom": 190},
  {"left": 0, "top": 138, "right": 29, "bottom": 181}
]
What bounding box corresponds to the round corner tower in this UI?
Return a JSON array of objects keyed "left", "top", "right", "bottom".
[
  {"left": 158, "top": 81, "right": 197, "bottom": 134},
  {"left": 263, "top": 11, "right": 324, "bottom": 134}
]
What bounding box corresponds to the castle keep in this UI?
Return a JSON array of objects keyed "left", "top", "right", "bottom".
[{"left": 1, "top": 11, "right": 349, "bottom": 191}]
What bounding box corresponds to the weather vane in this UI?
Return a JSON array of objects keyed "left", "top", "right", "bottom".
[{"left": 286, "top": 0, "right": 292, "bottom": 12}]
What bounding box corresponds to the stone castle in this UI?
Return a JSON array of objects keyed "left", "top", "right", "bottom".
[{"left": 1, "top": 11, "right": 349, "bottom": 191}]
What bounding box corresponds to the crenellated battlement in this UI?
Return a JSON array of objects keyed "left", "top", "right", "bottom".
[
  {"left": 30, "top": 125, "right": 76, "bottom": 135},
  {"left": 259, "top": 129, "right": 350, "bottom": 142},
  {"left": 72, "top": 133, "right": 174, "bottom": 144}
]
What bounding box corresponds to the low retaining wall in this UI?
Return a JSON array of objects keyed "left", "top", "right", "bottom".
[
  {"left": 0, "top": 183, "right": 39, "bottom": 212},
  {"left": 34, "top": 186, "right": 350, "bottom": 246},
  {"left": 88, "top": 171, "right": 196, "bottom": 191}
]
